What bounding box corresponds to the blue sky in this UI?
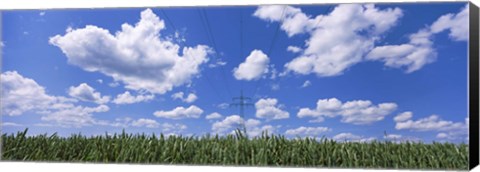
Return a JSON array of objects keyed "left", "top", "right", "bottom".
[{"left": 1, "top": 2, "right": 470, "bottom": 143}]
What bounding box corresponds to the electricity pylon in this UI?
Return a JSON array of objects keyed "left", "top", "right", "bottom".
[{"left": 230, "top": 90, "right": 253, "bottom": 137}]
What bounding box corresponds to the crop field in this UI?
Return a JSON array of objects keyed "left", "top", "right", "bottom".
[{"left": 1, "top": 129, "right": 468, "bottom": 170}]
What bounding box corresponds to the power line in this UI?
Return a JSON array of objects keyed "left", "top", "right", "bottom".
[
  {"left": 240, "top": 9, "right": 244, "bottom": 91},
  {"left": 159, "top": 8, "right": 225, "bottom": 103},
  {"left": 249, "top": 5, "right": 335, "bottom": 99},
  {"left": 249, "top": 5, "right": 288, "bottom": 99},
  {"left": 160, "top": 9, "right": 177, "bottom": 31},
  {"left": 200, "top": 9, "right": 234, "bottom": 99},
  {"left": 194, "top": 9, "right": 229, "bottom": 103}
]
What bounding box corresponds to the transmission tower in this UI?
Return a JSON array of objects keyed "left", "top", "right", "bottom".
[{"left": 230, "top": 90, "right": 253, "bottom": 136}]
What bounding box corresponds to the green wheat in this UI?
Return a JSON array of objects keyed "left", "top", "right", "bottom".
[{"left": 0, "top": 129, "right": 468, "bottom": 170}]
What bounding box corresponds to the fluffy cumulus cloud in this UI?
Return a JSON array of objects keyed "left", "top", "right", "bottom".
[
  {"left": 393, "top": 111, "right": 413, "bottom": 122},
  {"left": 333, "top": 133, "right": 376, "bottom": 142},
  {"left": 112, "top": 91, "right": 154, "bottom": 104},
  {"left": 248, "top": 124, "right": 280, "bottom": 137},
  {"left": 233, "top": 49, "right": 270, "bottom": 81},
  {"left": 171, "top": 92, "right": 198, "bottom": 103},
  {"left": 430, "top": 5, "right": 469, "bottom": 41},
  {"left": 68, "top": 83, "right": 110, "bottom": 104},
  {"left": 255, "top": 98, "right": 289, "bottom": 120},
  {"left": 154, "top": 105, "right": 203, "bottom": 119},
  {"left": 287, "top": 46, "right": 302, "bottom": 53},
  {"left": 1, "top": 71, "right": 111, "bottom": 127},
  {"left": 395, "top": 114, "right": 465, "bottom": 132},
  {"left": 40, "top": 105, "right": 110, "bottom": 128},
  {"left": 206, "top": 112, "right": 223, "bottom": 120},
  {"left": 211, "top": 115, "right": 278, "bottom": 137},
  {"left": 301, "top": 80, "right": 311, "bottom": 88},
  {"left": 253, "top": 5, "right": 307, "bottom": 36},
  {"left": 49, "top": 9, "right": 211, "bottom": 95},
  {"left": 285, "top": 126, "right": 331, "bottom": 137},
  {"left": 366, "top": 28, "right": 437, "bottom": 73},
  {"left": 367, "top": 5, "right": 468, "bottom": 73},
  {"left": 208, "top": 58, "right": 227, "bottom": 68},
  {"left": 131, "top": 118, "right": 160, "bottom": 128},
  {"left": 212, "top": 115, "right": 242, "bottom": 133},
  {"left": 297, "top": 98, "right": 397, "bottom": 125},
  {"left": 217, "top": 103, "right": 230, "bottom": 109},
  {"left": 256, "top": 5, "right": 468, "bottom": 76},
  {"left": 395, "top": 112, "right": 468, "bottom": 142},
  {"left": 2, "top": 71, "right": 60, "bottom": 116},
  {"left": 255, "top": 4, "right": 403, "bottom": 77},
  {"left": 109, "top": 117, "right": 185, "bottom": 132},
  {"left": 161, "top": 123, "right": 188, "bottom": 134}
]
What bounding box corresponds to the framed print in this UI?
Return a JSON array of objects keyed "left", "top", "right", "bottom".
[{"left": 1, "top": 1, "right": 479, "bottom": 171}]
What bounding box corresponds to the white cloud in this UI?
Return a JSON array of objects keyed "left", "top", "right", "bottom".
[
  {"left": 171, "top": 92, "right": 197, "bottom": 103},
  {"left": 367, "top": 5, "right": 468, "bottom": 73},
  {"left": 430, "top": 5, "right": 468, "bottom": 41},
  {"left": 383, "top": 134, "right": 422, "bottom": 143},
  {"left": 233, "top": 49, "right": 270, "bottom": 81},
  {"left": 108, "top": 82, "right": 120, "bottom": 87},
  {"left": 270, "top": 84, "right": 280, "bottom": 91},
  {"left": 206, "top": 112, "right": 223, "bottom": 120},
  {"left": 269, "top": 66, "right": 278, "bottom": 79},
  {"left": 254, "top": 5, "right": 300, "bottom": 25},
  {"left": 161, "top": 123, "right": 188, "bottom": 133},
  {"left": 39, "top": 11, "right": 46, "bottom": 16},
  {"left": 2, "top": 71, "right": 59, "bottom": 116},
  {"left": 393, "top": 111, "right": 413, "bottom": 122},
  {"left": 96, "top": 79, "right": 103, "bottom": 84},
  {"left": 255, "top": 98, "right": 289, "bottom": 120},
  {"left": 211, "top": 115, "right": 278, "bottom": 137},
  {"left": 285, "top": 126, "right": 331, "bottom": 136},
  {"left": 68, "top": 83, "right": 110, "bottom": 104},
  {"left": 287, "top": 46, "right": 302, "bottom": 53},
  {"left": 436, "top": 133, "right": 449, "bottom": 139},
  {"left": 217, "top": 103, "right": 230, "bottom": 109},
  {"left": 254, "top": 4, "right": 403, "bottom": 77},
  {"left": 212, "top": 115, "right": 243, "bottom": 133},
  {"left": 301, "top": 80, "right": 311, "bottom": 88},
  {"left": 208, "top": 59, "right": 227, "bottom": 68},
  {"left": 109, "top": 117, "right": 184, "bottom": 132},
  {"left": 108, "top": 117, "right": 133, "bottom": 128},
  {"left": 2, "top": 122, "right": 23, "bottom": 127},
  {"left": 257, "top": 5, "right": 468, "bottom": 76},
  {"left": 383, "top": 134, "right": 402, "bottom": 140},
  {"left": 131, "top": 118, "right": 160, "bottom": 128},
  {"left": 112, "top": 91, "right": 154, "bottom": 104},
  {"left": 49, "top": 9, "right": 210, "bottom": 95},
  {"left": 253, "top": 5, "right": 314, "bottom": 37},
  {"left": 248, "top": 125, "right": 280, "bottom": 137},
  {"left": 395, "top": 114, "right": 465, "bottom": 132},
  {"left": 40, "top": 105, "right": 110, "bottom": 128},
  {"left": 435, "top": 131, "right": 465, "bottom": 141},
  {"left": 366, "top": 29, "right": 437, "bottom": 73},
  {"left": 0, "top": 71, "right": 124, "bottom": 128},
  {"left": 396, "top": 112, "right": 468, "bottom": 142},
  {"left": 154, "top": 105, "right": 203, "bottom": 119},
  {"left": 333, "top": 133, "right": 376, "bottom": 142},
  {"left": 297, "top": 98, "right": 397, "bottom": 125},
  {"left": 308, "top": 118, "right": 325, "bottom": 123}
]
